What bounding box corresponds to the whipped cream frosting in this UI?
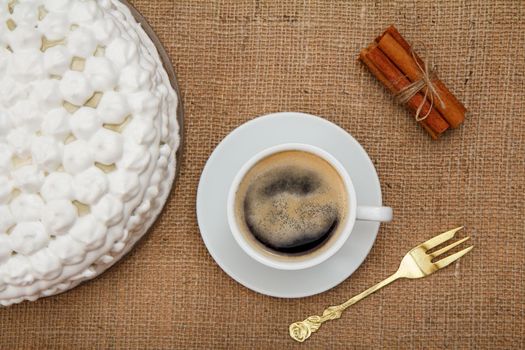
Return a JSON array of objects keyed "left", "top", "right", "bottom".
[{"left": 0, "top": 0, "right": 179, "bottom": 306}]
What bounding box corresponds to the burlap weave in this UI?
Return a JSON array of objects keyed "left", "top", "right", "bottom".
[{"left": 1, "top": 0, "right": 524, "bottom": 349}]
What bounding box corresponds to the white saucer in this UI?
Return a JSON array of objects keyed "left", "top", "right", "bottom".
[{"left": 196, "top": 112, "right": 384, "bottom": 298}]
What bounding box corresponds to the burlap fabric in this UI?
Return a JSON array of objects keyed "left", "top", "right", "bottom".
[{"left": 1, "top": 1, "right": 524, "bottom": 349}]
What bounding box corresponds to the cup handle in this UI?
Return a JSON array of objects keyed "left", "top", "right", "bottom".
[{"left": 356, "top": 205, "right": 393, "bottom": 222}]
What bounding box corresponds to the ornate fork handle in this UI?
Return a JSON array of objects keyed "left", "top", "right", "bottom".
[{"left": 289, "top": 273, "right": 400, "bottom": 342}]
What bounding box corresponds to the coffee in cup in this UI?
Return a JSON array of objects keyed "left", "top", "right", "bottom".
[
  {"left": 233, "top": 150, "right": 348, "bottom": 260},
  {"left": 228, "top": 143, "right": 392, "bottom": 270}
]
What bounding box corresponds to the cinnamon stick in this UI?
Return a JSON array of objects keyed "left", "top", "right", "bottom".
[
  {"left": 377, "top": 25, "right": 467, "bottom": 114},
  {"left": 359, "top": 48, "right": 438, "bottom": 139},
  {"left": 361, "top": 45, "right": 449, "bottom": 137},
  {"left": 376, "top": 29, "right": 466, "bottom": 128}
]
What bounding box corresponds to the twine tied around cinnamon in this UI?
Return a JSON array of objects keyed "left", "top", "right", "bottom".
[{"left": 394, "top": 43, "right": 446, "bottom": 121}]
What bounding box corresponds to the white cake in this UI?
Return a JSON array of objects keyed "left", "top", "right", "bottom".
[{"left": 0, "top": 0, "right": 180, "bottom": 306}]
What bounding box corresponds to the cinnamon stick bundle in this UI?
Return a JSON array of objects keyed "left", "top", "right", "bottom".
[{"left": 360, "top": 25, "right": 466, "bottom": 138}]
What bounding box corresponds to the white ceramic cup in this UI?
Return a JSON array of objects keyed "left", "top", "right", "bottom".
[{"left": 227, "top": 143, "right": 392, "bottom": 270}]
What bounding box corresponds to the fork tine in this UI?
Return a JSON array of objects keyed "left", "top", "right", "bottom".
[
  {"left": 421, "top": 226, "right": 463, "bottom": 250},
  {"left": 434, "top": 246, "right": 473, "bottom": 269},
  {"left": 429, "top": 236, "right": 470, "bottom": 258}
]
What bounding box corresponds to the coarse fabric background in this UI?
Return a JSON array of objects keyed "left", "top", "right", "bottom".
[{"left": 1, "top": 0, "right": 524, "bottom": 349}]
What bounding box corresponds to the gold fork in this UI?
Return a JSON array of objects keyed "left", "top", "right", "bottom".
[{"left": 289, "top": 227, "right": 473, "bottom": 342}]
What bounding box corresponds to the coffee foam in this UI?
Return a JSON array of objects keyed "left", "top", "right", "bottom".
[{"left": 235, "top": 150, "right": 348, "bottom": 259}]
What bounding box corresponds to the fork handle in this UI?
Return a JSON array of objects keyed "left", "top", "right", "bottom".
[
  {"left": 289, "top": 272, "right": 402, "bottom": 342},
  {"left": 340, "top": 272, "right": 400, "bottom": 309}
]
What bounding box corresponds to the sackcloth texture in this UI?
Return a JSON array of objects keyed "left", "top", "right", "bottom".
[{"left": 1, "top": 0, "right": 524, "bottom": 349}]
